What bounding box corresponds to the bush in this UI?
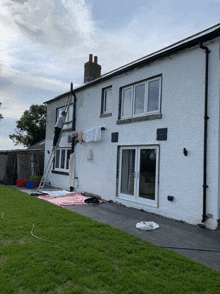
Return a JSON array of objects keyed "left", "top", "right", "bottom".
[{"left": 30, "top": 175, "right": 41, "bottom": 181}]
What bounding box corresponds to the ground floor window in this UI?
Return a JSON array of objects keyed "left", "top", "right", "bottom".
[
  {"left": 54, "top": 148, "right": 71, "bottom": 172},
  {"left": 118, "top": 145, "right": 159, "bottom": 207}
]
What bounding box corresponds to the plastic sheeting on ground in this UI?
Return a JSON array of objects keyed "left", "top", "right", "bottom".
[
  {"left": 37, "top": 193, "right": 89, "bottom": 206},
  {"left": 37, "top": 193, "right": 104, "bottom": 207},
  {"left": 136, "top": 221, "right": 160, "bottom": 230},
  {"left": 41, "top": 190, "right": 73, "bottom": 197}
]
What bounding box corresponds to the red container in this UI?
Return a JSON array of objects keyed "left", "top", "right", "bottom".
[
  {"left": 34, "top": 180, "right": 39, "bottom": 187},
  {"left": 16, "top": 180, "right": 27, "bottom": 187}
]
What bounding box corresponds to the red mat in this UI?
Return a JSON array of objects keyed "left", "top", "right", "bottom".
[{"left": 37, "top": 193, "right": 101, "bottom": 207}]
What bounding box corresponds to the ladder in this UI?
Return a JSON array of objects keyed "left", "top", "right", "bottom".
[{"left": 37, "top": 95, "right": 73, "bottom": 193}]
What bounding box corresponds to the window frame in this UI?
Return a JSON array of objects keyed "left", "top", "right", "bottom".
[
  {"left": 53, "top": 148, "right": 71, "bottom": 172},
  {"left": 120, "top": 76, "right": 162, "bottom": 120},
  {"left": 117, "top": 145, "right": 160, "bottom": 208},
  {"left": 56, "top": 104, "right": 73, "bottom": 130},
  {"left": 101, "top": 86, "right": 112, "bottom": 116}
]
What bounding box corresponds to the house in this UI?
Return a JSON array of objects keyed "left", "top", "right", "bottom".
[
  {"left": 44, "top": 24, "right": 220, "bottom": 230},
  {"left": 0, "top": 140, "right": 45, "bottom": 184}
]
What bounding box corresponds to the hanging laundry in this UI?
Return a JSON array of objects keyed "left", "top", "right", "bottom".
[
  {"left": 83, "top": 127, "right": 102, "bottom": 142},
  {"left": 78, "top": 130, "right": 84, "bottom": 145},
  {"left": 71, "top": 130, "right": 83, "bottom": 145},
  {"left": 71, "top": 127, "right": 103, "bottom": 144}
]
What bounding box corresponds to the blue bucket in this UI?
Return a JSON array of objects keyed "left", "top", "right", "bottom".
[{"left": 26, "top": 181, "right": 35, "bottom": 189}]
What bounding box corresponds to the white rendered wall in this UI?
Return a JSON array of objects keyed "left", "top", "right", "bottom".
[{"left": 45, "top": 39, "right": 220, "bottom": 229}]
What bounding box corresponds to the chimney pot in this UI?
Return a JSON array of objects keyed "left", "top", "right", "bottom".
[
  {"left": 89, "top": 54, "right": 93, "bottom": 62},
  {"left": 94, "top": 56, "right": 98, "bottom": 64}
]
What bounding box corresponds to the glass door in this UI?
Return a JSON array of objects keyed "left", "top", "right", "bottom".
[
  {"left": 118, "top": 146, "right": 159, "bottom": 207},
  {"left": 119, "top": 148, "right": 136, "bottom": 199}
]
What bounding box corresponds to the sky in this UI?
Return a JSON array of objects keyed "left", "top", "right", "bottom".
[{"left": 0, "top": 0, "right": 220, "bottom": 150}]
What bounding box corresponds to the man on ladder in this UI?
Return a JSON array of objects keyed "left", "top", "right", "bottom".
[
  {"left": 53, "top": 111, "right": 73, "bottom": 146},
  {"left": 37, "top": 95, "right": 73, "bottom": 193}
]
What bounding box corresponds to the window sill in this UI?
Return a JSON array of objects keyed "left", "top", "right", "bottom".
[
  {"left": 52, "top": 170, "right": 69, "bottom": 176},
  {"left": 100, "top": 113, "right": 112, "bottom": 118},
  {"left": 62, "top": 128, "right": 72, "bottom": 133},
  {"left": 116, "top": 113, "right": 162, "bottom": 125}
]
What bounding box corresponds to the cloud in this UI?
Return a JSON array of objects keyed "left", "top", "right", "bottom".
[
  {"left": 0, "top": 137, "right": 26, "bottom": 150},
  {"left": 2, "top": 0, "right": 96, "bottom": 51}
]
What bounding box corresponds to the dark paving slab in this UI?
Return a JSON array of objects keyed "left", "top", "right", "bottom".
[{"left": 64, "top": 202, "right": 220, "bottom": 271}]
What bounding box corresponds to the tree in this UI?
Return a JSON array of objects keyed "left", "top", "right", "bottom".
[
  {"left": 9, "top": 104, "right": 47, "bottom": 147},
  {"left": 0, "top": 102, "right": 3, "bottom": 120}
]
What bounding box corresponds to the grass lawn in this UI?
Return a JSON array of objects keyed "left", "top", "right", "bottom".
[{"left": 0, "top": 185, "right": 220, "bottom": 294}]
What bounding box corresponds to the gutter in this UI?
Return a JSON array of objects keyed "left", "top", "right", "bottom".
[{"left": 199, "top": 42, "right": 211, "bottom": 223}]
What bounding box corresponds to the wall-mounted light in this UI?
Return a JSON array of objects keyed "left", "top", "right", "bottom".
[
  {"left": 183, "top": 148, "right": 188, "bottom": 156},
  {"left": 167, "top": 195, "right": 174, "bottom": 201}
]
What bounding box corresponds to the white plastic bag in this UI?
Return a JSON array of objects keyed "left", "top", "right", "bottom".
[{"left": 136, "top": 221, "right": 160, "bottom": 231}]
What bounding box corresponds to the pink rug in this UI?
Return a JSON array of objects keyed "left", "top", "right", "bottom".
[{"left": 37, "top": 193, "right": 102, "bottom": 207}]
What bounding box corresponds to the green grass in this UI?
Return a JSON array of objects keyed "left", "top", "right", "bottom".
[{"left": 0, "top": 185, "right": 220, "bottom": 294}]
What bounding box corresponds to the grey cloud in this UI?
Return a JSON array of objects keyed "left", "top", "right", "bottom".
[
  {"left": 11, "top": 0, "right": 28, "bottom": 3},
  {"left": 5, "top": 0, "right": 86, "bottom": 50},
  {"left": 14, "top": 20, "right": 44, "bottom": 37}
]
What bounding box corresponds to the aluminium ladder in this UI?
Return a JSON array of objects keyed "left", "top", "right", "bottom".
[{"left": 37, "top": 95, "right": 73, "bottom": 193}]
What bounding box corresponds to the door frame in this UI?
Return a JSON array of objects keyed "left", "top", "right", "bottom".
[{"left": 118, "top": 145, "right": 160, "bottom": 208}]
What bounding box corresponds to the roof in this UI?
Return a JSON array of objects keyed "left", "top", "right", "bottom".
[
  {"left": 26, "top": 140, "right": 45, "bottom": 151},
  {"left": 44, "top": 23, "right": 220, "bottom": 105}
]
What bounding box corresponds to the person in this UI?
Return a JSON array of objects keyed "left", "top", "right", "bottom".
[{"left": 53, "top": 111, "right": 73, "bottom": 146}]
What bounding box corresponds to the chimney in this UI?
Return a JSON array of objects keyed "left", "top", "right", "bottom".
[{"left": 84, "top": 54, "right": 101, "bottom": 83}]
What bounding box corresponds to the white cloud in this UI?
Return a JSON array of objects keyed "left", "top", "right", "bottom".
[
  {"left": 0, "top": 137, "right": 26, "bottom": 150},
  {"left": 2, "top": 0, "right": 96, "bottom": 52}
]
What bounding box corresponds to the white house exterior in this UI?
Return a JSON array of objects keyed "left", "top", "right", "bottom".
[{"left": 44, "top": 24, "right": 220, "bottom": 230}]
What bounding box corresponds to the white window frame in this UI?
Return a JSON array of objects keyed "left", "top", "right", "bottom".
[
  {"left": 120, "top": 77, "right": 161, "bottom": 119},
  {"left": 118, "top": 145, "right": 159, "bottom": 208},
  {"left": 54, "top": 148, "right": 71, "bottom": 172},
  {"left": 102, "top": 87, "right": 112, "bottom": 115},
  {"left": 56, "top": 104, "right": 73, "bottom": 130}
]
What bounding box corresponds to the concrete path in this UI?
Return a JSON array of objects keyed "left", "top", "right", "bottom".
[{"left": 64, "top": 202, "right": 220, "bottom": 272}]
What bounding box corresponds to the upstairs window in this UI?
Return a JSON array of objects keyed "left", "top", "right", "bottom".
[
  {"left": 120, "top": 77, "right": 161, "bottom": 119},
  {"left": 56, "top": 104, "right": 73, "bottom": 130},
  {"left": 101, "top": 87, "right": 112, "bottom": 116}
]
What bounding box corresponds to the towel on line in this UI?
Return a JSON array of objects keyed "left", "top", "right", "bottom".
[{"left": 71, "top": 127, "right": 102, "bottom": 144}]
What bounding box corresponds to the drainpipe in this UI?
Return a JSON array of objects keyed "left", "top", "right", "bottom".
[
  {"left": 200, "top": 42, "right": 211, "bottom": 223},
  {"left": 70, "top": 82, "right": 77, "bottom": 153}
]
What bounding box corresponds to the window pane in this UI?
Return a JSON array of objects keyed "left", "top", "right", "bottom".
[
  {"left": 134, "top": 84, "right": 145, "bottom": 115},
  {"left": 122, "top": 88, "right": 132, "bottom": 117},
  {"left": 56, "top": 108, "right": 63, "bottom": 120},
  {"left": 55, "top": 150, "right": 60, "bottom": 168},
  {"left": 68, "top": 105, "right": 73, "bottom": 122},
  {"left": 61, "top": 150, "right": 65, "bottom": 169},
  {"left": 66, "top": 150, "right": 71, "bottom": 169},
  {"left": 139, "top": 149, "right": 156, "bottom": 200},
  {"left": 104, "top": 89, "right": 112, "bottom": 113},
  {"left": 120, "top": 149, "right": 135, "bottom": 195},
  {"left": 148, "top": 80, "right": 160, "bottom": 112}
]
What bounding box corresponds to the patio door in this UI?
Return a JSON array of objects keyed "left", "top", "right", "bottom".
[{"left": 118, "top": 146, "right": 159, "bottom": 207}]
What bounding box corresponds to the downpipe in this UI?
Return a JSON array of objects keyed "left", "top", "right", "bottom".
[
  {"left": 199, "top": 42, "right": 210, "bottom": 223},
  {"left": 70, "top": 82, "right": 77, "bottom": 153},
  {"left": 70, "top": 83, "right": 77, "bottom": 192}
]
